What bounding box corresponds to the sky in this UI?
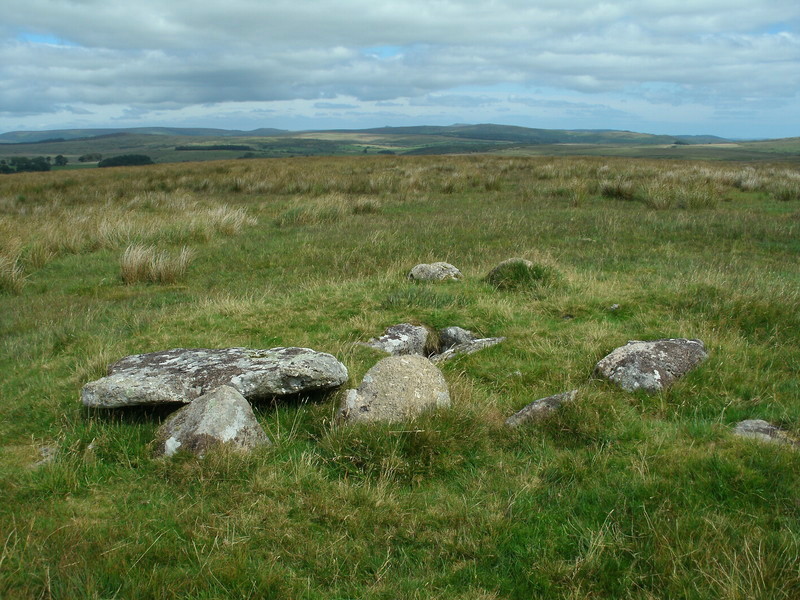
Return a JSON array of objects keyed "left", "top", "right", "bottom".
[{"left": 1, "top": 1, "right": 799, "bottom": 139}]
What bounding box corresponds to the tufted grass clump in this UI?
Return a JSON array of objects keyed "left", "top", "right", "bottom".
[
  {"left": 0, "top": 252, "right": 26, "bottom": 294},
  {"left": 486, "top": 257, "right": 560, "bottom": 290},
  {"left": 770, "top": 181, "right": 800, "bottom": 202},
  {"left": 316, "top": 410, "right": 488, "bottom": 484},
  {"left": 274, "top": 193, "right": 381, "bottom": 227},
  {"left": 120, "top": 244, "right": 194, "bottom": 284}
]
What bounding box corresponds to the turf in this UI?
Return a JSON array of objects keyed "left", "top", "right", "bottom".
[{"left": 1, "top": 154, "right": 798, "bottom": 599}]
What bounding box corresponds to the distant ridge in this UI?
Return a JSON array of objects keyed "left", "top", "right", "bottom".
[
  {"left": 335, "top": 124, "right": 730, "bottom": 145},
  {"left": 3, "top": 123, "right": 796, "bottom": 164},
  {"left": 0, "top": 127, "right": 289, "bottom": 144},
  {"left": 0, "top": 124, "right": 729, "bottom": 146}
]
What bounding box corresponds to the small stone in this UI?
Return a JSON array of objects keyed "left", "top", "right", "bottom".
[
  {"left": 609, "top": 304, "right": 620, "bottom": 311},
  {"left": 364, "top": 323, "right": 429, "bottom": 356},
  {"left": 429, "top": 337, "right": 505, "bottom": 364},
  {"left": 32, "top": 445, "right": 58, "bottom": 468},
  {"left": 152, "top": 386, "right": 270, "bottom": 458},
  {"left": 733, "top": 419, "right": 798, "bottom": 448},
  {"left": 408, "top": 262, "right": 462, "bottom": 282},
  {"left": 505, "top": 390, "right": 578, "bottom": 427},
  {"left": 438, "top": 326, "right": 477, "bottom": 350}
]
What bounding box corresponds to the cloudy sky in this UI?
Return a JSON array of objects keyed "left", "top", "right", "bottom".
[{"left": 1, "top": 1, "right": 798, "bottom": 138}]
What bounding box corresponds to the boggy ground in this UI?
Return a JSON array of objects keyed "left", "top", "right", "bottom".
[{"left": 1, "top": 155, "right": 799, "bottom": 599}]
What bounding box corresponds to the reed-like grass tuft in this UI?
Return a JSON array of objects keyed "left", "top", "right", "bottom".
[
  {"left": 120, "top": 244, "right": 194, "bottom": 284},
  {"left": 0, "top": 251, "right": 26, "bottom": 294}
]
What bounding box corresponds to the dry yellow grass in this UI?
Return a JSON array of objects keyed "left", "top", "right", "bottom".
[{"left": 120, "top": 244, "right": 195, "bottom": 284}]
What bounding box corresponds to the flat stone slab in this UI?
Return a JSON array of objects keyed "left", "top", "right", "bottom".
[
  {"left": 430, "top": 337, "right": 505, "bottom": 364},
  {"left": 338, "top": 355, "right": 450, "bottom": 424},
  {"left": 82, "top": 347, "right": 348, "bottom": 408},
  {"left": 152, "top": 385, "right": 270, "bottom": 458},
  {"left": 408, "top": 262, "right": 462, "bottom": 281},
  {"left": 505, "top": 390, "right": 578, "bottom": 427},
  {"left": 594, "top": 338, "right": 707, "bottom": 392},
  {"left": 733, "top": 419, "right": 798, "bottom": 448}
]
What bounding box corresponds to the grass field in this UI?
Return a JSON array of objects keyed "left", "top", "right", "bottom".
[{"left": 1, "top": 154, "right": 799, "bottom": 599}]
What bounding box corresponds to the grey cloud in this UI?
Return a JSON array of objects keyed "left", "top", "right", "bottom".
[
  {"left": 0, "top": 0, "right": 798, "bottom": 132},
  {"left": 314, "top": 102, "right": 359, "bottom": 109},
  {"left": 508, "top": 96, "right": 630, "bottom": 118},
  {"left": 410, "top": 95, "right": 500, "bottom": 108}
]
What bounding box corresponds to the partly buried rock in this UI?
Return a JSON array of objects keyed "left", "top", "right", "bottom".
[
  {"left": 733, "top": 419, "right": 798, "bottom": 448},
  {"left": 594, "top": 338, "right": 707, "bottom": 393},
  {"left": 408, "top": 262, "right": 462, "bottom": 282},
  {"left": 486, "top": 257, "right": 556, "bottom": 289},
  {"left": 152, "top": 386, "right": 270, "bottom": 458},
  {"left": 438, "top": 326, "right": 476, "bottom": 349},
  {"left": 82, "top": 347, "right": 348, "bottom": 408},
  {"left": 338, "top": 355, "right": 450, "bottom": 424},
  {"left": 505, "top": 390, "right": 578, "bottom": 427},
  {"left": 364, "top": 323, "right": 429, "bottom": 356},
  {"left": 430, "top": 336, "right": 505, "bottom": 364}
]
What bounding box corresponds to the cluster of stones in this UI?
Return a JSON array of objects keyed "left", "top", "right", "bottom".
[
  {"left": 361, "top": 323, "right": 505, "bottom": 364},
  {"left": 78, "top": 258, "right": 795, "bottom": 459},
  {"left": 406, "top": 258, "right": 541, "bottom": 287},
  {"left": 82, "top": 347, "right": 349, "bottom": 458}
]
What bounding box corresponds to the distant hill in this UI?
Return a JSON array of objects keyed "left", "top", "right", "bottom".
[
  {"left": 0, "top": 127, "right": 289, "bottom": 144},
  {"left": 333, "top": 124, "right": 731, "bottom": 146},
  {"left": 1, "top": 123, "right": 796, "bottom": 165}
]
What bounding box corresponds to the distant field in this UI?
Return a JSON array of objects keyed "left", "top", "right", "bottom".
[
  {"left": 2, "top": 125, "right": 798, "bottom": 168},
  {"left": 1, "top": 154, "right": 799, "bottom": 599}
]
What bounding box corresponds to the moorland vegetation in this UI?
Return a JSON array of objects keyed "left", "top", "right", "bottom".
[{"left": 1, "top": 154, "right": 799, "bottom": 599}]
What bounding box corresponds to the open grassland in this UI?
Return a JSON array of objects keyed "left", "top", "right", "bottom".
[{"left": 1, "top": 155, "right": 799, "bottom": 599}]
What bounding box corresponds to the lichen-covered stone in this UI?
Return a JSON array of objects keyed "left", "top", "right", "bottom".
[
  {"left": 152, "top": 386, "right": 270, "bottom": 457},
  {"left": 81, "top": 347, "right": 348, "bottom": 408},
  {"left": 338, "top": 355, "right": 450, "bottom": 424},
  {"left": 505, "top": 390, "right": 578, "bottom": 427},
  {"left": 408, "top": 262, "right": 462, "bottom": 281},
  {"left": 438, "top": 326, "right": 477, "bottom": 350},
  {"left": 365, "top": 323, "right": 429, "bottom": 356},
  {"left": 733, "top": 419, "right": 798, "bottom": 448},
  {"left": 430, "top": 336, "right": 505, "bottom": 364},
  {"left": 594, "top": 338, "right": 707, "bottom": 392}
]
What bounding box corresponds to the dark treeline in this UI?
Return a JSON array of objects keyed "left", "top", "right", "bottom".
[
  {"left": 175, "top": 144, "right": 254, "bottom": 151},
  {"left": 0, "top": 155, "right": 69, "bottom": 173}
]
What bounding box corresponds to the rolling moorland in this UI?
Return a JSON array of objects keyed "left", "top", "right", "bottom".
[
  {"left": 1, "top": 123, "right": 800, "bottom": 166},
  {"left": 0, "top": 149, "right": 799, "bottom": 598}
]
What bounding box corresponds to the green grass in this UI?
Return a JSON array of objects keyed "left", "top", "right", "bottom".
[{"left": 1, "top": 155, "right": 799, "bottom": 599}]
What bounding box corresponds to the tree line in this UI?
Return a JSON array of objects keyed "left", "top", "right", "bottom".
[
  {"left": 1, "top": 153, "right": 155, "bottom": 173},
  {"left": 0, "top": 155, "right": 68, "bottom": 173}
]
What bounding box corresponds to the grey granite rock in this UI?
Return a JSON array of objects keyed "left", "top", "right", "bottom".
[
  {"left": 430, "top": 337, "right": 505, "bottom": 364},
  {"left": 438, "top": 326, "right": 477, "bottom": 350},
  {"left": 82, "top": 347, "right": 348, "bottom": 408},
  {"left": 365, "top": 323, "right": 429, "bottom": 356},
  {"left": 505, "top": 390, "right": 578, "bottom": 427},
  {"left": 408, "top": 262, "right": 462, "bottom": 281},
  {"left": 338, "top": 355, "right": 450, "bottom": 424},
  {"left": 594, "top": 338, "right": 707, "bottom": 392},
  {"left": 733, "top": 419, "right": 798, "bottom": 448},
  {"left": 152, "top": 385, "right": 270, "bottom": 457}
]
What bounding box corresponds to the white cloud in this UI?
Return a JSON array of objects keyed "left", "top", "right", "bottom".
[{"left": 0, "top": 1, "right": 798, "bottom": 137}]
